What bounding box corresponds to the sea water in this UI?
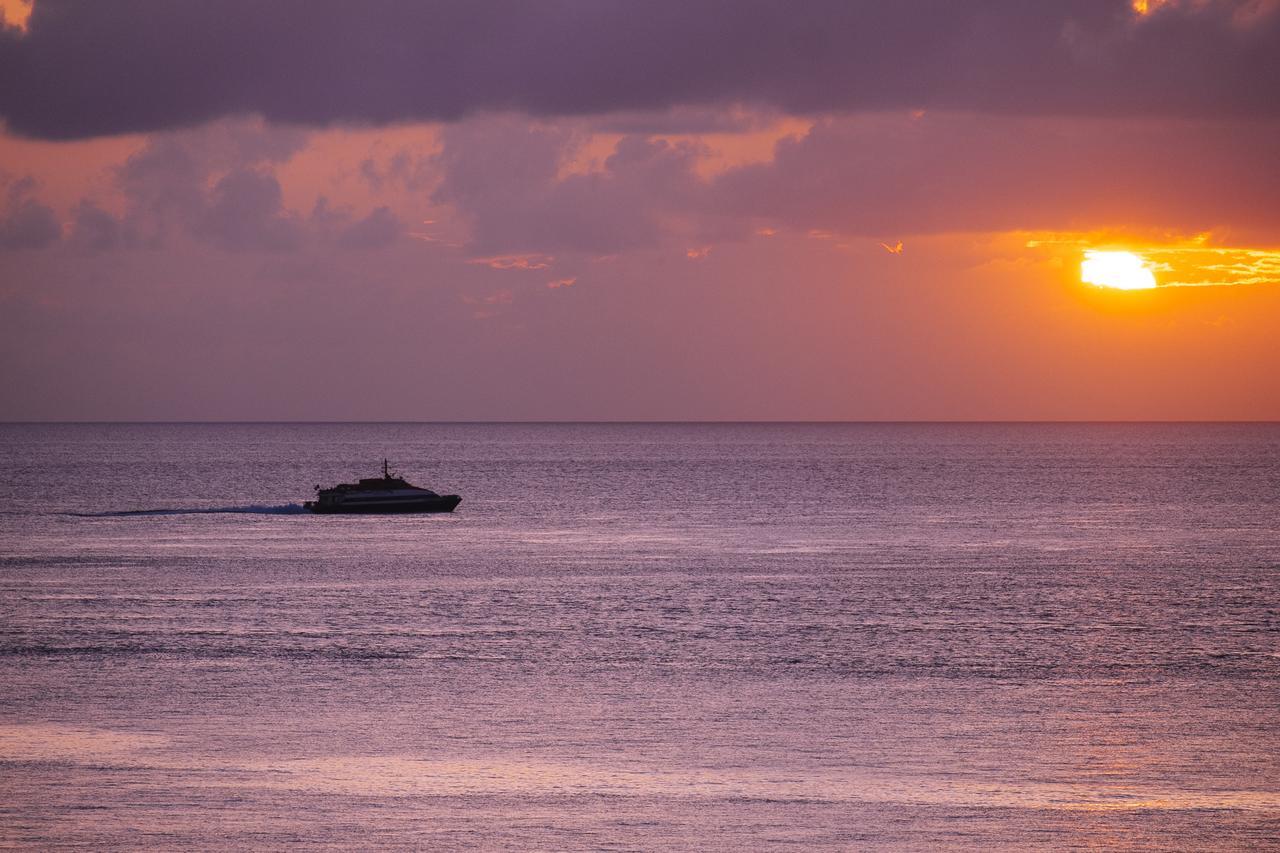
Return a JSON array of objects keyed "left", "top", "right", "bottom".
[{"left": 1, "top": 423, "right": 1277, "bottom": 848}]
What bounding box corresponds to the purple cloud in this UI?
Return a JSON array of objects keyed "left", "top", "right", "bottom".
[
  {"left": 0, "top": 176, "right": 60, "bottom": 249},
  {"left": 197, "top": 168, "right": 304, "bottom": 252},
  {"left": 709, "top": 113, "right": 1280, "bottom": 239},
  {"left": 68, "top": 200, "right": 123, "bottom": 253},
  {"left": 420, "top": 111, "right": 1280, "bottom": 255},
  {"left": 336, "top": 206, "right": 401, "bottom": 250},
  {"left": 71, "top": 122, "right": 402, "bottom": 253},
  {"left": 431, "top": 116, "right": 722, "bottom": 254},
  {"left": 1, "top": 1, "right": 1277, "bottom": 140}
]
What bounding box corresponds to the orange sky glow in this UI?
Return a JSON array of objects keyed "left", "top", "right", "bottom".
[
  {"left": 0, "top": 2, "right": 1277, "bottom": 420},
  {"left": 0, "top": 0, "right": 31, "bottom": 32}
]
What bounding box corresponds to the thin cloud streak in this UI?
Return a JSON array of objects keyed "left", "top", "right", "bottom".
[{"left": 1148, "top": 245, "right": 1280, "bottom": 288}]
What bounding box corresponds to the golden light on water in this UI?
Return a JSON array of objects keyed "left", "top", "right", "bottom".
[{"left": 1081, "top": 250, "right": 1157, "bottom": 291}]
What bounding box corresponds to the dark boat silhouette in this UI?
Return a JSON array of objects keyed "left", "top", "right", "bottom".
[{"left": 305, "top": 460, "right": 461, "bottom": 514}]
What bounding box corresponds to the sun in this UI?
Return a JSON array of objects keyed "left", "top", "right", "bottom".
[{"left": 1081, "top": 250, "right": 1157, "bottom": 290}]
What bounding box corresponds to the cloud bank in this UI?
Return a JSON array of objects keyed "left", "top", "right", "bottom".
[{"left": 2, "top": 0, "right": 1278, "bottom": 139}]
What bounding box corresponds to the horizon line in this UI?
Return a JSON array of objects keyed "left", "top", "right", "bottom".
[{"left": 2, "top": 419, "right": 1278, "bottom": 426}]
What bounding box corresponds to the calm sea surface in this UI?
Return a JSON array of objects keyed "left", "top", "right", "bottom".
[{"left": 1, "top": 423, "right": 1278, "bottom": 849}]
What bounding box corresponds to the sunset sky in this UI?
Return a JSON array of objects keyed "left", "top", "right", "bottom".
[{"left": 1, "top": 0, "right": 1277, "bottom": 420}]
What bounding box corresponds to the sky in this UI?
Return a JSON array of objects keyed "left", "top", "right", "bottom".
[{"left": 1, "top": 0, "right": 1278, "bottom": 421}]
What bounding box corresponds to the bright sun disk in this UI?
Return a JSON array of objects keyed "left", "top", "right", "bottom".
[{"left": 1081, "top": 250, "right": 1157, "bottom": 290}]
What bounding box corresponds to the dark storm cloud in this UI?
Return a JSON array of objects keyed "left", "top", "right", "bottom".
[{"left": 1, "top": 0, "right": 1278, "bottom": 139}]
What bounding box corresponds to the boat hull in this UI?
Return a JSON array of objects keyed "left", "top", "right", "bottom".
[{"left": 304, "top": 495, "right": 461, "bottom": 514}]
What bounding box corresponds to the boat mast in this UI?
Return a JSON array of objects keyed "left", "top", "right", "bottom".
[{"left": 383, "top": 458, "right": 390, "bottom": 479}]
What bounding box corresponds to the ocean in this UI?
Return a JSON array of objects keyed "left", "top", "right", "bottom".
[{"left": 1, "top": 422, "right": 1277, "bottom": 849}]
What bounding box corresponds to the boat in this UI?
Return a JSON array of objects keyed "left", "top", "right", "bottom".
[{"left": 304, "top": 460, "right": 461, "bottom": 514}]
